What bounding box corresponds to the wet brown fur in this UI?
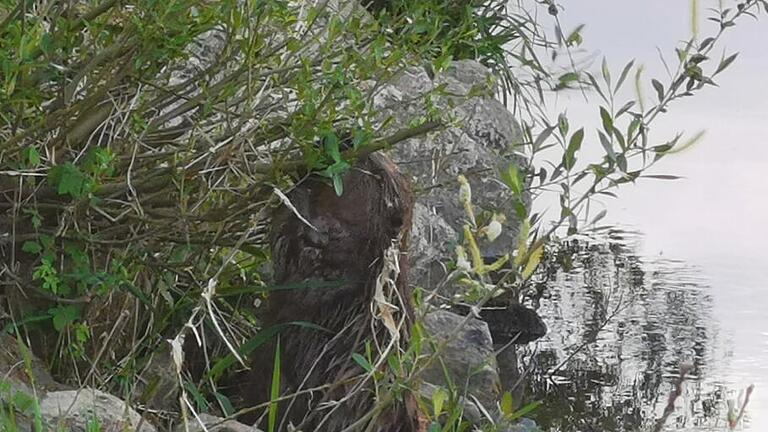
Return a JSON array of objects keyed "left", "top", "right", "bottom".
[{"left": 243, "top": 152, "right": 418, "bottom": 431}]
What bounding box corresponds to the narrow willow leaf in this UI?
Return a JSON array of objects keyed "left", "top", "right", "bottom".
[
  {"left": 586, "top": 72, "right": 608, "bottom": 102},
  {"left": 558, "top": 72, "right": 580, "bottom": 84},
  {"left": 613, "top": 126, "right": 626, "bottom": 150},
  {"left": 714, "top": 53, "right": 739, "bottom": 75},
  {"left": 589, "top": 209, "right": 608, "bottom": 226},
  {"left": 601, "top": 57, "right": 611, "bottom": 87},
  {"left": 533, "top": 125, "right": 555, "bottom": 152},
  {"left": 614, "top": 60, "right": 635, "bottom": 93},
  {"left": 563, "top": 128, "right": 584, "bottom": 170},
  {"left": 616, "top": 100, "right": 635, "bottom": 118},
  {"left": 641, "top": 174, "right": 684, "bottom": 180},
  {"left": 599, "top": 106, "right": 613, "bottom": 135},
  {"left": 558, "top": 113, "right": 569, "bottom": 137},
  {"left": 700, "top": 37, "right": 716, "bottom": 50},
  {"left": 634, "top": 65, "right": 646, "bottom": 111},
  {"left": 522, "top": 245, "right": 543, "bottom": 280},
  {"left": 668, "top": 130, "right": 705, "bottom": 154},
  {"left": 651, "top": 79, "right": 665, "bottom": 102},
  {"left": 598, "top": 131, "right": 615, "bottom": 161}
]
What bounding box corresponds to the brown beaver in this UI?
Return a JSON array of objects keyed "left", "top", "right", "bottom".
[{"left": 243, "top": 151, "right": 419, "bottom": 431}]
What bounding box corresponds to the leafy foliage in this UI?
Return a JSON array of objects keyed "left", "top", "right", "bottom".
[{"left": 0, "top": 0, "right": 763, "bottom": 430}]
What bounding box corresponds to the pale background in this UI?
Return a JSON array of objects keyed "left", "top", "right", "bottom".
[{"left": 544, "top": 0, "right": 767, "bottom": 428}]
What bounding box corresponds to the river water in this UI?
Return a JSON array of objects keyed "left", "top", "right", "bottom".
[
  {"left": 521, "top": 227, "right": 764, "bottom": 431},
  {"left": 517, "top": 1, "right": 767, "bottom": 430}
]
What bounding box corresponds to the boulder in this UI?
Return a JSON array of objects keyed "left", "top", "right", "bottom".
[
  {"left": 39, "top": 389, "right": 157, "bottom": 432},
  {"left": 420, "top": 310, "right": 500, "bottom": 410},
  {"left": 174, "top": 413, "right": 263, "bottom": 432},
  {"left": 1, "top": 335, "right": 159, "bottom": 432}
]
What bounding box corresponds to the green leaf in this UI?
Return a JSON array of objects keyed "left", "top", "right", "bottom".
[
  {"left": 432, "top": 387, "right": 448, "bottom": 417},
  {"left": 214, "top": 392, "right": 236, "bottom": 417},
  {"left": 614, "top": 60, "right": 635, "bottom": 93},
  {"left": 714, "top": 53, "right": 738, "bottom": 75},
  {"left": 500, "top": 163, "right": 524, "bottom": 196},
  {"left": 641, "top": 174, "right": 684, "bottom": 180},
  {"left": 352, "top": 353, "right": 373, "bottom": 373},
  {"left": 563, "top": 128, "right": 584, "bottom": 170},
  {"left": 558, "top": 72, "right": 579, "bottom": 84},
  {"left": 566, "top": 24, "right": 585, "bottom": 46},
  {"left": 634, "top": 65, "right": 646, "bottom": 111},
  {"left": 589, "top": 209, "right": 608, "bottom": 226},
  {"left": 533, "top": 125, "right": 555, "bottom": 152},
  {"left": 268, "top": 338, "right": 281, "bottom": 432},
  {"left": 598, "top": 131, "right": 615, "bottom": 161},
  {"left": 585, "top": 72, "right": 608, "bottom": 103},
  {"left": 500, "top": 391, "right": 514, "bottom": 416},
  {"left": 49, "top": 305, "right": 79, "bottom": 332},
  {"left": 557, "top": 113, "right": 569, "bottom": 137},
  {"left": 507, "top": 400, "right": 542, "bottom": 421},
  {"left": 599, "top": 107, "right": 613, "bottom": 136},
  {"left": 522, "top": 245, "right": 543, "bottom": 280},
  {"left": 700, "top": 37, "right": 716, "bottom": 50},
  {"left": 183, "top": 381, "right": 209, "bottom": 412},
  {"left": 323, "top": 132, "right": 341, "bottom": 163},
  {"left": 206, "top": 322, "right": 328, "bottom": 381},
  {"left": 48, "top": 163, "right": 91, "bottom": 199},
  {"left": 332, "top": 174, "right": 344, "bottom": 196},
  {"left": 22, "top": 241, "right": 42, "bottom": 255},
  {"left": 651, "top": 79, "right": 665, "bottom": 102},
  {"left": 601, "top": 57, "right": 611, "bottom": 87},
  {"left": 22, "top": 147, "right": 41, "bottom": 167}
]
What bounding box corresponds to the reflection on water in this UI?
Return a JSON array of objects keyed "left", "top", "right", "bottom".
[{"left": 520, "top": 228, "right": 750, "bottom": 431}]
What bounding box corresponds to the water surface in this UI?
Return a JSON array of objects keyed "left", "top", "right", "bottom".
[{"left": 520, "top": 228, "right": 761, "bottom": 431}]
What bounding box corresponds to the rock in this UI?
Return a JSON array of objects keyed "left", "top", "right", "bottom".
[
  {"left": 376, "top": 60, "right": 527, "bottom": 295},
  {"left": 468, "top": 303, "right": 548, "bottom": 346},
  {"left": 1, "top": 335, "right": 160, "bottom": 432},
  {"left": 134, "top": 342, "right": 180, "bottom": 412},
  {"left": 0, "top": 334, "right": 62, "bottom": 397},
  {"left": 420, "top": 310, "right": 500, "bottom": 410},
  {"left": 408, "top": 203, "right": 458, "bottom": 290},
  {"left": 174, "top": 413, "right": 263, "bottom": 432},
  {"left": 39, "top": 389, "right": 157, "bottom": 432},
  {"left": 504, "top": 418, "right": 542, "bottom": 432}
]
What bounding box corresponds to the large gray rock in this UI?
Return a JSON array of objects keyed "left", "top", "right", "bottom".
[
  {"left": 376, "top": 60, "right": 528, "bottom": 292},
  {"left": 134, "top": 343, "right": 181, "bottom": 413},
  {"left": 420, "top": 310, "right": 500, "bottom": 410},
  {"left": 0, "top": 334, "right": 61, "bottom": 397},
  {"left": 408, "top": 203, "right": 458, "bottom": 291},
  {"left": 1, "top": 335, "right": 159, "bottom": 432},
  {"left": 174, "top": 413, "right": 263, "bottom": 432},
  {"left": 39, "top": 389, "right": 157, "bottom": 432}
]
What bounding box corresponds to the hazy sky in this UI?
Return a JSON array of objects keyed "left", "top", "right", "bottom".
[
  {"left": 553, "top": 0, "right": 768, "bottom": 261},
  {"left": 543, "top": 1, "right": 767, "bottom": 429}
]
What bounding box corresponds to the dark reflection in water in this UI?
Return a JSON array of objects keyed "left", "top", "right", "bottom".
[{"left": 518, "top": 228, "right": 743, "bottom": 431}]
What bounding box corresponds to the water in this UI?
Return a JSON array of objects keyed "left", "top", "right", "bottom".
[
  {"left": 521, "top": 2, "right": 768, "bottom": 429},
  {"left": 520, "top": 229, "right": 750, "bottom": 431}
]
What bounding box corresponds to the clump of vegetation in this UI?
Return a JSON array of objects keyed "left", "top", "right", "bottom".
[{"left": 0, "top": 0, "right": 763, "bottom": 430}]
